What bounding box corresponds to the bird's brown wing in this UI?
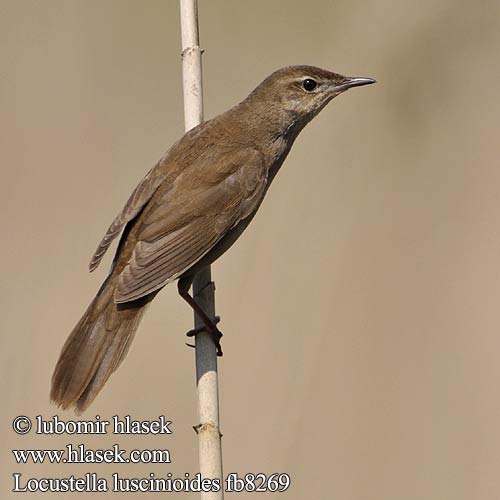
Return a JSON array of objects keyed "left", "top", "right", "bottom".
[
  {"left": 88, "top": 162, "right": 168, "bottom": 272},
  {"left": 114, "top": 147, "right": 266, "bottom": 303}
]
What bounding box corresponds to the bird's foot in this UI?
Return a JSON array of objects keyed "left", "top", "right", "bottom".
[
  {"left": 185, "top": 315, "right": 220, "bottom": 337},
  {"left": 185, "top": 316, "right": 223, "bottom": 356}
]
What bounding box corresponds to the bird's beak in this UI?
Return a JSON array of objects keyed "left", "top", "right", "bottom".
[{"left": 334, "top": 77, "right": 376, "bottom": 92}]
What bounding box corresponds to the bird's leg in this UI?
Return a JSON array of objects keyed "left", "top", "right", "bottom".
[{"left": 177, "top": 276, "right": 223, "bottom": 356}]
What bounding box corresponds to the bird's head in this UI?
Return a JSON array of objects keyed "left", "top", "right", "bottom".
[{"left": 249, "top": 65, "right": 375, "bottom": 123}]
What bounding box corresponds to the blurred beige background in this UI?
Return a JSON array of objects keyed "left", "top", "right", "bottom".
[{"left": 2, "top": 0, "right": 500, "bottom": 498}]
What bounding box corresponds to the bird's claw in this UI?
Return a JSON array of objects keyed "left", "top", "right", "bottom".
[
  {"left": 185, "top": 316, "right": 220, "bottom": 337},
  {"left": 185, "top": 316, "right": 223, "bottom": 356}
]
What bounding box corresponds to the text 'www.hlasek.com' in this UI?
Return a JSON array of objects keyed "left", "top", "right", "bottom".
[{"left": 11, "top": 415, "right": 291, "bottom": 493}]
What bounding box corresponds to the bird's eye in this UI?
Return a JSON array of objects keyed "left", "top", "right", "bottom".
[{"left": 302, "top": 78, "right": 317, "bottom": 92}]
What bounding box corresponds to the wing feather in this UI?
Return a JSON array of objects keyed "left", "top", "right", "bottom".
[
  {"left": 112, "top": 147, "right": 267, "bottom": 303},
  {"left": 114, "top": 216, "right": 224, "bottom": 302},
  {"left": 89, "top": 164, "right": 166, "bottom": 272}
]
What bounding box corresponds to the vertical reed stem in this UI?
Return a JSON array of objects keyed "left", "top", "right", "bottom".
[{"left": 179, "top": 2, "right": 224, "bottom": 498}]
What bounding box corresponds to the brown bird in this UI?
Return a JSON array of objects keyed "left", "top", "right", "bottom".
[{"left": 51, "top": 65, "right": 375, "bottom": 412}]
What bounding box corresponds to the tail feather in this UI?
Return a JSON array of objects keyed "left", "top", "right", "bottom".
[{"left": 51, "top": 279, "right": 149, "bottom": 413}]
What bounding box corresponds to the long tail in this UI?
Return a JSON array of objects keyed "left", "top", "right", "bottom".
[{"left": 51, "top": 276, "right": 151, "bottom": 413}]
